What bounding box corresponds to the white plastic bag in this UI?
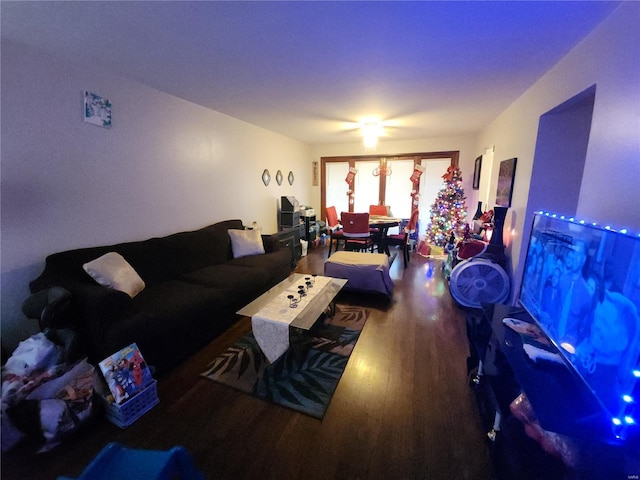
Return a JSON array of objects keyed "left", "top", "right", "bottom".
[{"left": 4, "top": 333, "right": 61, "bottom": 377}]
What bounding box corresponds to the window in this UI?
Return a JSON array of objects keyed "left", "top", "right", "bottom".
[{"left": 321, "top": 152, "right": 459, "bottom": 227}]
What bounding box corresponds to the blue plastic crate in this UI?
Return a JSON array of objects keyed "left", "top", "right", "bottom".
[{"left": 104, "top": 380, "right": 159, "bottom": 428}]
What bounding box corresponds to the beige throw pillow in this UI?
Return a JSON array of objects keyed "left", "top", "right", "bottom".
[
  {"left": 83, "top": 252, "right": 145, "bottom": 298},
  {"left": 228, "top": 229, "right": 265, "bottom": 258}
]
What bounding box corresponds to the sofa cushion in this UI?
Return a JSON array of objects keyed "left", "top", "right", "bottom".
[
  {"left": 118, "top": 220, "right": 245, "bottom": 283},
  {"left": 181, "top": 264, "right": 269, "bottom": 292},
  {"left": 160, "top": 220, "right": 243, "bottom": 274},
  {"left": 229, "top": 249, "right": 292, "bottom": 282},
  {"left": 228, "top": 249, "right": 289, "bottom": 271},
  {"left": 228, "top": 229, "right": 265, "bottom": 258},
  {"left": 131, "top": 280, "right": 226, "bottom": 320},
  {"left": 82, "top": 252, "right": 145, "bottom": 298},
  {"left": 102, "top": 280, "right": 234, "bottom": 372}
]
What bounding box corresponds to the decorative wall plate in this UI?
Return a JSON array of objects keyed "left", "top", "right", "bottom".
[
  {"left": 288, "top": 171, "right": 294, "bottom": 185},
  {"left": 276, "top": 170, "right": 283, "bottom": 186},
  {"left": 262, "top": 169, "right": 271, "bottom": 186}
]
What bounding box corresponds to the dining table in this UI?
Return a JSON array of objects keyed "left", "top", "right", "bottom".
[{"left": 368, "top": 215, "right": 401, "bottom": 255}]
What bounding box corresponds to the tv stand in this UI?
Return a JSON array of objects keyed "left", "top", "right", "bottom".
[{"left": 465, "top": 303, "right": 639, "bottom": 479}]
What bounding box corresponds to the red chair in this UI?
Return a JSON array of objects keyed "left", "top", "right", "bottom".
[
  {"left": 341, "top": 212, "right": 375, "bottom": 252},
  {"left": 325, "top": 206, "right": 346, "bottom": 257},
  {"left": 386, "top": 209, "right": 419, "bottom": 267},
  {"left": 369, "top": 205, "right": 389, "bottom": 216},
  {"left": 367, "top": 205, "right": 389, "bottom": 249}
]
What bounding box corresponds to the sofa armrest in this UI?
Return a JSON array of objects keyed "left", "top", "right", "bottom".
[
  {"left": 61, "top": 282, "right": 133, "bottom": 347},
  {"left": 261, "top": 234, "right": 281, "bottom": 254}
]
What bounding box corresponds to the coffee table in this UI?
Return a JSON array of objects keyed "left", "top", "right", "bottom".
[{"left": 237, "top": 273, "right": 348, "bottom": 363}]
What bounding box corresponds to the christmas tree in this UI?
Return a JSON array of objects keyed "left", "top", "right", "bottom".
[{"left": 426, "top": 165, "right": 468, "bottom": 247}]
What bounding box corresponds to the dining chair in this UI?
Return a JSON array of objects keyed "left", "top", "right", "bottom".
[
  {"left": 367, "top": 205, "right": 388, "bottom": 248},
  {"left": 341, "top": 212, "right": 375, "bottom": 252},
  {"left": 369, "top": 204, "right": 389, "bottom": 216},
  {"left": 386, "top": 209, "right": 419, "bottom": 267},
  {"left": 325, "top": 206, "right": 346, "bottom": 257}
]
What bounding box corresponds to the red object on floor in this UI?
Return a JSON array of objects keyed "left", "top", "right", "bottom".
[{"left": 416, "top": 240, "right": 431, "bottom": 256}]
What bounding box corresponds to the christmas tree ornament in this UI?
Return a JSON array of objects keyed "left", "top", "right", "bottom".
[{"left": 410, "top": 164, "right": 425, "bottom": 185}]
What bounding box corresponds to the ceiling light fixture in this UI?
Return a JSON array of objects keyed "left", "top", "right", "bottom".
[{"left": 361, "top": 121, "right": 384, "bottom": 150}]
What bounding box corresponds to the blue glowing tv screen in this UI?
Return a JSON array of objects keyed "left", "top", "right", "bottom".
[{"left": 519, "top": 213, "right": 640, "bottom": 434}]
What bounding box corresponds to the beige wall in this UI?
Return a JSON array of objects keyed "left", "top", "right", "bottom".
[
  {"left": 476, "top": 2, "right": 640, "bottom": 299},
  {"left": 1, "top": 41, "right": 312, "bottom": 350}
]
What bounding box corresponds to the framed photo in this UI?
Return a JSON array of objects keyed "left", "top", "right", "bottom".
[
  {"left": 83, "top": 91, "right": 112, "bottom": 128},
  {"left": 495, "top": 157, "right": 517, "bottom": 207},
  {"left": 472, "top": 155, "right": 482, "bottom": 190}
]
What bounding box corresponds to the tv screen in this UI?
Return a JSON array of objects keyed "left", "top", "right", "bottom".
[{"left": 519, "top": 213, "right": 640, "bottom": 438}]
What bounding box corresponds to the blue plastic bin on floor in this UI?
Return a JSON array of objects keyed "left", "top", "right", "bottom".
[{"left": 57, "top": 442, "right": 204, "bottom": 480}]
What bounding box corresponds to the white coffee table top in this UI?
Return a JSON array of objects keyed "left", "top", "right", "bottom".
[
  {"left": 237, "top": 274, "right": 347, "bottom": 362},
  {"left": 237, "top": 273, "right": 347, "bottom": 330}
]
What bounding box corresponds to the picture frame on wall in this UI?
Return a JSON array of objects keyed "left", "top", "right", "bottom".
[
  {"left": 495, "top": 157, "right": 517, "bottom": 207},
  {"left": 472, "top": 155, "right": 482, "bottom": 190},
  {"left": 83, "top": 91, "right": 112, "bottom": 128},
  {"left": 312, "top": 161, "right": 319, "bottom": 186},
  {"left": 262, "top": 169, "right": 271, "bottom": 186}
]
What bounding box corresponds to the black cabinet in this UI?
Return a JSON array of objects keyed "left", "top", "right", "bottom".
[
  {"left": 274, "top": 226, "right": 302, "bottom": 268},
  {"left": 280, "top": 195, "right": 301, "bottom": 228},
  {"left": 303, "top": 214, "right": 316, "bottom": 242},
  {"left": 280, "top": 210, "right": 300, "bottom": 228},
  {"left": 466, "top": 304, "right": 637, "bottom": 479}
]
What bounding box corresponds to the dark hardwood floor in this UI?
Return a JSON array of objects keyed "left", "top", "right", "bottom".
[{"left": 2, "top": 245, "right": 492, "bottom": 480}]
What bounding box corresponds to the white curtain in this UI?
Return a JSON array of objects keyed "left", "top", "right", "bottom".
[
  {"left": 418, "top": 158, "right": 451, "bottom": 236},
  {"left": 325, "top": 163, "right": 350, "bottom": 221}
]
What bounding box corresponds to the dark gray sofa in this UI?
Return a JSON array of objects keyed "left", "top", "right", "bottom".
[{"left": 29, "top": 220, "right": 293, "bottom": 374}]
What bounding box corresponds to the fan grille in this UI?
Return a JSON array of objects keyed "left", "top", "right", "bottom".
[{"left": 449, "top": 258, "right": 510, "bottom": 308}]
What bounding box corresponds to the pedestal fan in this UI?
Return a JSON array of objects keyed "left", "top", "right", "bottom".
[
  {"left": 449, "top": 257, "right": 510, "bottom": 308},
  {"left": 449, "top": 206, "right": 510, "bottom": 308}
]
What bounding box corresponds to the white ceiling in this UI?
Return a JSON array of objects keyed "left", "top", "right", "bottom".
[{"left": 1, "top": 1, "right": 621, "bottom": 144}]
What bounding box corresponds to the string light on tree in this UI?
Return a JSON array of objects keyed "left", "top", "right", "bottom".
[{"left": 426, "top": 165, "right": 468, "bottom": 247}]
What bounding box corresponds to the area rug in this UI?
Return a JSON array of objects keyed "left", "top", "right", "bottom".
[{"left": 200, "top": 305, "right": 369, "bottom": 419}]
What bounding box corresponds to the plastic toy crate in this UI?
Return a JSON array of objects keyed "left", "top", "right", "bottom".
[{"left": 105, "top": 380, "right": 159, "bottom": 428}]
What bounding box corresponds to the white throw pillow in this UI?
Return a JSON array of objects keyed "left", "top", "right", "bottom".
[
  {"left": 228, "top": 229, "right": 265, "bottom": 258},
  {"left": 83, "top": 252, "right": 145, "bottom": 298}
]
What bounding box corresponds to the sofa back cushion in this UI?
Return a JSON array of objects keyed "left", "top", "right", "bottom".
[
  {"left": 162, "top": 220, "right": 243, "bottom": 274},
  {"left": 30, "top": 220, "right": 245, "bottom": 291}
]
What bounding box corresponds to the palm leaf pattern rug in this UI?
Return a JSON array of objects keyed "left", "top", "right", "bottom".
[{"left": 201, "top": 305, "right": 369, "bottom": 418}]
